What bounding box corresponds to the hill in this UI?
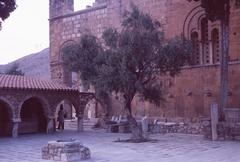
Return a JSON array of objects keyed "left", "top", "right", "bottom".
[{"left": 0, "top": 48, "right": 51, "bottom": 80}]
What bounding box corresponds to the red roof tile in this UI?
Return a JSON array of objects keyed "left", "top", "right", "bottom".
[{"left": 0, "top": 74, "right": 78, "bottom": 92}]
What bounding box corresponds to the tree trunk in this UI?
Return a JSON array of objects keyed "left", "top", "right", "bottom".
[
  {"left": 127, "top": 115, "right": 145, "bottom": 140},
  {"left": 97, "top": 99, "right": 110, "bottom": 119},
  {"left": 124, "top": 98, "right": 145, "bottom": 140},
  {"left": 219, "top": 3, "right": 230, "bottom": 121}
]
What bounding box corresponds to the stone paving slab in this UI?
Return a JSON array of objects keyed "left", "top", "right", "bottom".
[{"left": 0, "top": 130, "right": 239, "bottom": 162}]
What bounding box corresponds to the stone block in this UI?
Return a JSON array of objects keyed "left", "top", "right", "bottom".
[
  {"left": 80, "top": 147, "right": 91, "bottom": 160},
  {"left": 42, "top": 140, "right": 91, "bottom": 161}
]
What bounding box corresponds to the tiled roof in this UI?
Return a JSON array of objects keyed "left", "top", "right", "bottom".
[{"left": 0, "top": 74, "right": 78, "bottom": 92}]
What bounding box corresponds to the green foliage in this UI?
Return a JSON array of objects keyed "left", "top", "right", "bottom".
[
  {"left": 5, "top": 63, "right": 24, "bottom": 76},
  {"left": 0, "top": 0, "right": 16, "bottom": 21},
  {"left": 63, "top": 35, "right": 101, "bottom": 82},
  {"left": 0, "top": 0, "right": 16, "bottom": 29},
  {"left": 62, "top": 35, "right": 111, "bottom": 114},
  {"left": 158, "top": 37, "right": 192, "bottom": 76},
  {"left": 63, "top": 6, "right": 192, "bottom": 114}
]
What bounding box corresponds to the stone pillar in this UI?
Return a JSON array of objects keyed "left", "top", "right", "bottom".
[
  {"left": 77, "top": 100, "right": 89, "bottom": 132},
  {"left": 141, "top": 116, "right": 149, "bottom": 139},
  {"left": 12, "top": 118, "right": 21, "bottom": 138},
  {"left": 47, "top": 117, "right": 55, "bottom": 134},
  {"left": 76, "top": 93, "right": 94, "bottom": 132},
  {"left": 77, "top": 115, "right": 84, "bottom": 132},
  {"left": 211, "top": 103, "right": 218, "bottom": 141}
]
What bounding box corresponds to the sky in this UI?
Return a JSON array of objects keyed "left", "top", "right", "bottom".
[{"left": 0, "top": 0, "right": 95, "bottom": 64}]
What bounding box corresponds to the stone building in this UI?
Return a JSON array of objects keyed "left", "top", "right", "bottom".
[
  {"left": 49, "top": 0, "right": 240, "bottom": 122},
  {"left": 0, "top": 74, "right": 93, "bottom": 138}
]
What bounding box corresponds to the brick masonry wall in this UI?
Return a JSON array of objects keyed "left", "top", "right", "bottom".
[
  {"left": 131, "top": 62, "right": 240, "bottom": 119},
  {"left": 229, "top": 2, "right": 240, "bottom": 61}
]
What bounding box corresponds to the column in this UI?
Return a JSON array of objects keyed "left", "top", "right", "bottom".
[
  {"left": 76, "top": 94, "right": 94, "bottom": 132},
  {"left": 46, "top": 117, "right": 55, "bottom": 134},
  {"left": 76, "top": 99, "right": 89, "bottom": 132},
  {"left": 77, "top": 115, "right": 84, "bottom": 132},
  {"left": 12, "top": 118, "right": 21, "bottom": 138}
]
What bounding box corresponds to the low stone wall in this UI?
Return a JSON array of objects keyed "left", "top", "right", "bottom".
[
  {"left": 148, "top": 118, "right": 240, "bottom": 140},
  {"left": 149, "top": 117, "right": 211, "bottom": 135},
  {"left": 204, "top": 122, "right": 240, "bottom": 140}
]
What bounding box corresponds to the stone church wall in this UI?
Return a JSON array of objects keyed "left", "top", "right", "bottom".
[{"left": 49, "top": 0, "right": 240, "bottom": 120}]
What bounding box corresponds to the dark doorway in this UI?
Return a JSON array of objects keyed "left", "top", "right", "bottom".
[
  {"left": 0, "top": 101, "right": 12, "bottom": 137},
  {"left": 19, "top": 98, "right": 47, "bottom": 134}
]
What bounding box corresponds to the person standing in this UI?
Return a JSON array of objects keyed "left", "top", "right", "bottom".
[{"left": 57, "top": 105, "right": 66, "bottom": 131}]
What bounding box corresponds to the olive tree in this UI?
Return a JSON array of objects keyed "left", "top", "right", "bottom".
[{"left": 63, "top": 6, "right": 192, "bottom": 140}]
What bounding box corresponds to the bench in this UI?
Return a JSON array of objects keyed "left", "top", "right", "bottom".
[
  {"left": 106, "top": 116, "right": 130, "bottom": 133},
  {"left": 151, "top": 120, "right": 178, "bottom": 133}
]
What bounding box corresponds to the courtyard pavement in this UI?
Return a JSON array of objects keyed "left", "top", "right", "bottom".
[{"left": 0, "top": 130, "right": 239, "bottom": 162}]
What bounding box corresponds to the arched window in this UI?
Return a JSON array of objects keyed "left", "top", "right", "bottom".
[
  {"left": 201, "top": 18, "right": 210, "bottom": 64},
  {"left": 211, "top": 28, "right": 220, "bottom": 64},
  {"left": 191, "top": 32, "right": 200, "bottom": 65}
]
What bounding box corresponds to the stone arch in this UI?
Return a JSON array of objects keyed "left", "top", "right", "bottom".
[
  {"left": 197, "top": 14, "right": 207, "bottom": 30},
  {"left": 53, "top": 93, "right": 94, "bottom": 132},
  {"left": 19, "top": 96, "right": 49, "bottom": 134},
  {"left": 79, "top": 93, "right": 96, "bottom": 117},
  {"left": 0, "top": 97, "right": 14, "bottom": 119},
  {"left": 0, "top": 98, "right": 14, "bottom": 136},
  {"left": 187, "top": 11, "right": 205, "bottom": 38},
  {"left": 53, "top": 97, "right": 80, "bottom": 131},
  {"left": 53, "top": 92, "right": 95, "bottom": 116},
  {"left": 58, "top": 40, "right": 77, "bottom": 86},
  {"left": 54, "top": 98, "right": 78, "bottom": 120},
  {"left": 19, "top": 95, "right": 50, "bottom": 117},
  {"left": 58, "top": 40, "right": 77, "bottom": 62},
  {"left": 183, "top": 7, "right": 216, "bottom": 66},
  {"left": 84, "top": 98, "right": 96, "bottom": 119},
  {"left": 182, "top": 5, "right": 205, "bottom": 38}
]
